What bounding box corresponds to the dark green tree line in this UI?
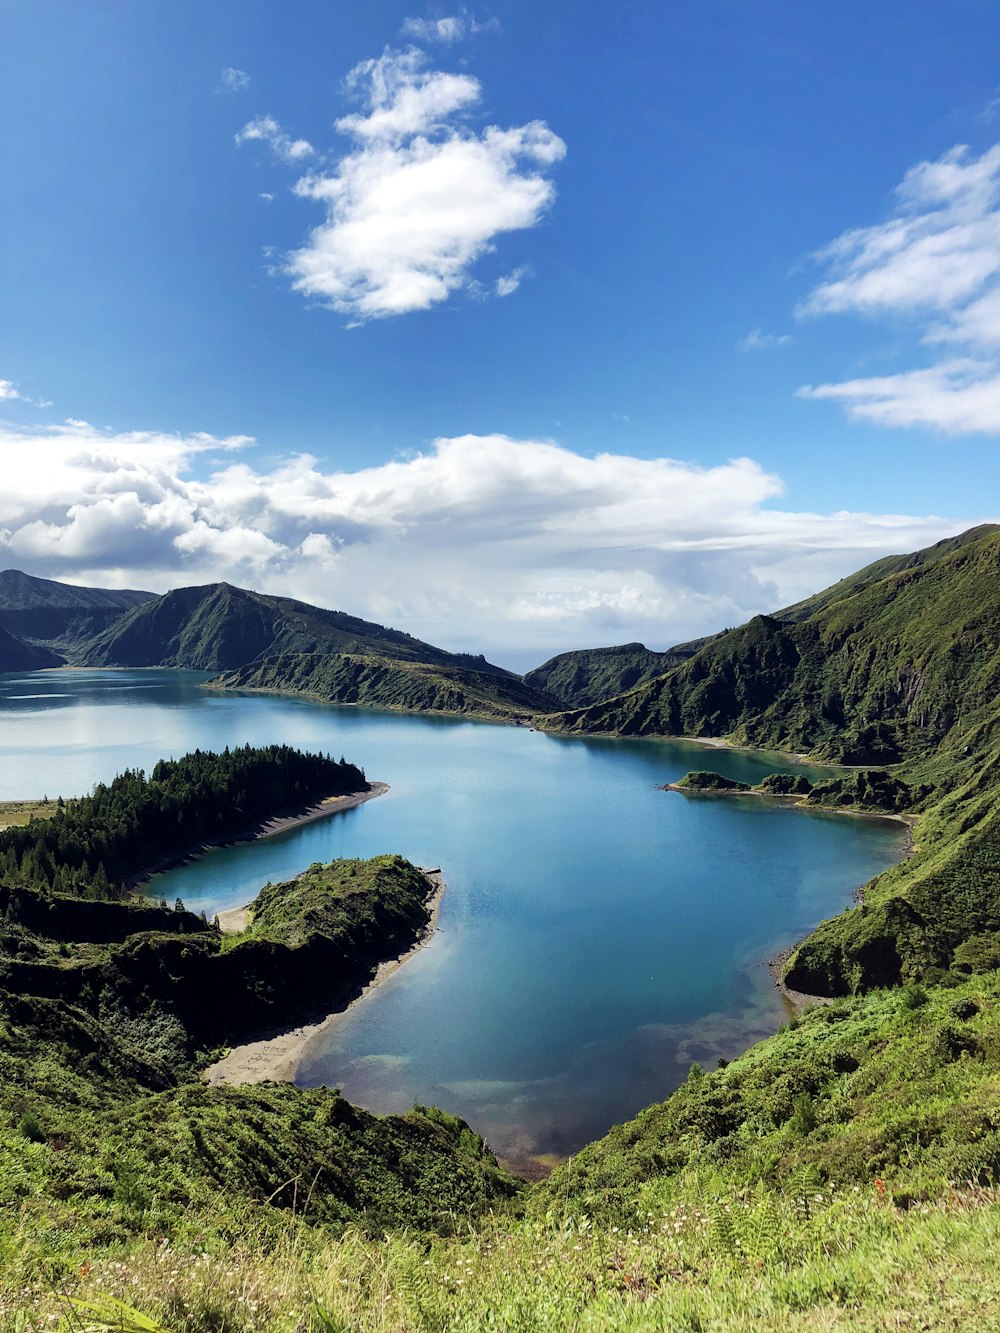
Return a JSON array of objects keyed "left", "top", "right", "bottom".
[{"left": 0, "top": 745, "right": 366, "bottom": 899}]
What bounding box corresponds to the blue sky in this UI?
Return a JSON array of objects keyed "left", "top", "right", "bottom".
[{"left": 3, "top": 1, "right": 1000, "bottom": 667}]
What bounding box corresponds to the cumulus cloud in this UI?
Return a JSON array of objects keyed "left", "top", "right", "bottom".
[
  {"left": 0, "top": 418, "right": 971, "bottom": 664},
  {"left": 400, "top": 11, "right": 500, "bottom": 43},
  {"left": 221, "top": 67, "right": 251, "bottom": 92},
  {"left": 0, "top": 380, "right": 21, "bottom": 401},
  {"left": 800, "top": 142, "right": 1000, "bottom": 433},
  {"left": 235, "top": 115, "right": 314, "bottom": 164},
  {"left": 281, "top": 47, "right": 564, "bottom": 321}
]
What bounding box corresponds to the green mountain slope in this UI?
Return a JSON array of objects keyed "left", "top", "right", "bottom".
[
  {"left": 78, "top": 581, "right": 516, "bottom": 677},
  {"left": 528, "top": 526, "right": 1000, "bottom": 713},
  {"left": 213, "top": 649, "right": 562, "bottom": 720},
  {"left": 554, "top": 527, "right": 1000, "bottom": 766},
  {"left": 0, "top": 568, "right": 154, "bottom": 657},
  {"left": 774, "top": 522, "right": 1000, "bottom": 623},
  {"left": 523, "top": 641, "right": 692, "bottom": 707}
]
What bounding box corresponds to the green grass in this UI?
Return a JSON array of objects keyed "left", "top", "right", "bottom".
[
  {"left": 6, "top": 970, "right": 1000, "bottom": 1329},
  {"left": 9, "top": 1165, "right": 1000, "bottom": 1330}
]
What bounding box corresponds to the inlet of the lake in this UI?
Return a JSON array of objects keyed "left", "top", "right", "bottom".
[{"left": 0, "top": 669, "right": 906, "bottom": 1169}]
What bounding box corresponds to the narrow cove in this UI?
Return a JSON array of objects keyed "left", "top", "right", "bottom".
[{"left": 0, "top": 669, "right": 907, "bottom": 1170}]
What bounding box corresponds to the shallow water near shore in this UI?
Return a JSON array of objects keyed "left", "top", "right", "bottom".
[{"left": 0, "top": 668, "right": 906, "bottom": 1166}]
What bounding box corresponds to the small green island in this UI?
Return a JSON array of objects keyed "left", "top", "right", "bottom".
[{"left": 667, "top": 766, "right": 912, "bottom": 811}]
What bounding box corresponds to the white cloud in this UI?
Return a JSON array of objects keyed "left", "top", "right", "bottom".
[
  {"left": 0, "top": 381, "right": 21, "bottom": 401},
  {"left": 281, "top": 47, "right": 564, "bottom": 321},
  {"left": 739, "top": 328, "right": 792, "bottom": 351},
  {"left": 799, "top": 358, "right": 1000, "bottom": 434},
  {"left": 259, "top": 192, "right": 274, "bottom": 202},
  {"left": 496, "top": 264, "right": 529, "bottom": 297},
  {"left": 235, "top": 115, "right": 314, "bottom": 164},
  {"left": 221, "top": 67, "right": 251, "bottom": 92},
  {"left": 799, "top": 142, "right": 1000, "bottom": 433},
  {"left": 400, "top": 12, "right": 501, "bottom": 43},
  {"left": 0, "top": 417, "right": 973, "bottom": 664}
]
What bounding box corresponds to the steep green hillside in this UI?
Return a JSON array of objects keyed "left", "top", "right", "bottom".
[
  {"left": 12, "top": 971, "right": 1000, "bottom": 1331},
  {"left": 0, "top": 568, "right": 153, "bottom": 657},
  {"left": 213, "top": 649, "right": 562, "bottom": 720},
  {"left": 78, "top": 581, "right": 516, "bottom": 676},
  {"left": 556, "top": 528, "right": 1000, "bottom": 767},
  {"left": 774, "top": 522, "right": 1000, "bottom": 623},
  {"left": 543, "top": 973, "right": 1000, "bottom": 1215},
  {"left": 524, "top": 641, "right": 692, "bottom": 707},
  {"left": 0, "top": 990, "right": 517, "bottom": 1255}
]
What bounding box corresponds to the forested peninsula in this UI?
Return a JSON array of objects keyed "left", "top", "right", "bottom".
[{"left": 0, "top": 744, "right": 369, "bottom": 897}]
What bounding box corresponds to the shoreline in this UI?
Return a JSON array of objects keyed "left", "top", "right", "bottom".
[
  {"left": 659, "top": 781, "right": 917, "bottom": 1010},
  {"left": 131, "top": 783, "right": 389, "bottom": 891},
  {"left": 661, "top": 778, "right": 917, "bottom": 847},
  {"left": 203, "top": 869, "right": 445, "bottom": 1087},
  {"left": 765, "top": 812, "right": 915, "bottom": 1012},
  {"left": 203, "top": 680, "right": 541, "bottom": 728}
]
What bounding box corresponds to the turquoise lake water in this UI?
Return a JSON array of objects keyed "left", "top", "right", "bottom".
[{"left": 0, "top": 668, "right": 906, "bottom": 1166}]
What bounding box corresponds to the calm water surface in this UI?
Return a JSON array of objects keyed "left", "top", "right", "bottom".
[{"left": 0, "top": 669, "right": 905, "bottom": 1165}]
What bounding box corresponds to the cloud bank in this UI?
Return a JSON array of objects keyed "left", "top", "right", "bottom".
[
  {"left": 800, "top": 142, "right": 1000, "bottom": 434},
  {"left": 0, "top": 418, "right": 969, "bottom": 665}
]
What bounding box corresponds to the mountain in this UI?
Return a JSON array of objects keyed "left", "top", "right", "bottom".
[
  {"left": 772, "top": 522, "right": 1000, "bottom": 624},
  {"left": 553, "top": 526, "right": 1000, "bottom": 765},
  {"left": 78, "top": 581, "right": 516, "bottom": 676},
  {"left": 523, "top": 641, "right": 694, "bottom": 708},
  {"left": 528, "top": 526, "right": 1000, "bottom": 712},
  {"left": 0, "top": 569, "right": 154, "bottom": 657},
  {"left": 212, "top": 650, "right": 563, "bottom": 721},
  {"left": 0, "top": 624, "right": 63, "bottom": 672}
]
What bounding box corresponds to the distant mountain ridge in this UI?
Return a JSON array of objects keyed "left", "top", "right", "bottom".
[
  {"left": 214, "top": 651, "right": 562, "bottom": 721},
  {"left": 0, "top": 623, "right": 63, "bottom": 672},
  {"left": 0, "top": 568, "right": 155, "bottom": 662},
  {"left": 0, "top": 571, "right": 554, "bottom": 718},
  {"left": 77, "top": 581, "right": 518, "bottom": 677},
  {"left": 523, "top": 642, "right": 694, "bottom": 708}
]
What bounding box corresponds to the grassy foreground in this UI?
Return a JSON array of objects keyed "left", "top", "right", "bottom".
[
  {"left": 11, "top": 1186, "right": 1000, "bottom": 1332},
  {"left": 6, "top": 971, "right": 1000, "bottom": 1330}
]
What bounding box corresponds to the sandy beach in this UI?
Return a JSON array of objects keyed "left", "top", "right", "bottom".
[{"left": 203, "top": 868, "right": 445, "bottom": 1087}]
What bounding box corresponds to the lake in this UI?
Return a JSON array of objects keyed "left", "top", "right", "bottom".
[{"left": 0, "top": 668, "right": 905, "bottom": 1168}]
